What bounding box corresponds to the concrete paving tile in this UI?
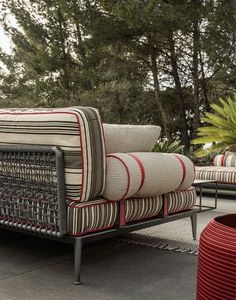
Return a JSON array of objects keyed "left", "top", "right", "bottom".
[{"left": 0, "top": 235, "right": 197, "bottom": 300}]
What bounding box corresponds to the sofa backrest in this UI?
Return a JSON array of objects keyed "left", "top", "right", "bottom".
[{"left": 0, "top": 107, "right": 106, "bottom": 202}]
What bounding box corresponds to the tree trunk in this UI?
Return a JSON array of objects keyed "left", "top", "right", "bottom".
[
  {"left": 192, "top": 0, "right": 201, "bottom": 137},
  {"left": 231, "top": 0, "right": 236, "bottom": 60},
  {"left": 199, "top": 48, "right": 211, "bottom": 111},
  {"left": 150, "top": 52, "right": 171, "bottom": 141},
  {"left": 168, "top": 32, "right": 190, "bottom": 152}
]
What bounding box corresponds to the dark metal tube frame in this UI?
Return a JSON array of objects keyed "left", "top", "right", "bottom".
[
  {"left": 0, "top": 145, "right": 198, "bottom": 284},
  {"left": 0, "top": 145, "right": 66, "bottom": 237}
]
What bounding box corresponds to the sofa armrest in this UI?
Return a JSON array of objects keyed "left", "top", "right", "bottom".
[{"left": 0, "top": 145, "right": 66, "bottom": 237}]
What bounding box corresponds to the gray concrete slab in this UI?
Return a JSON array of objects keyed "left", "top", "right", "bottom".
[{"left": 0, "top": 232, "right": 198, "bottom": 300}]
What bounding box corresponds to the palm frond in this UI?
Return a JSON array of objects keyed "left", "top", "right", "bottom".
[
  {"left": 152, "top": 139, "right": 184, "bottom": 154},
  {"left": 192, "top": 96, "right": 236, "bottom": 157}
]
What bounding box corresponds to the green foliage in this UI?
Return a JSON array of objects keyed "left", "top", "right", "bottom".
[
  {"left": 152, "top": 139, "right": 184, "bottom": 154},
  {"left": 0, "top": 0, "right": 235, "bottom": 144},
  {"left": 192, "top": 96, "right": 236, "bottom": 157}
]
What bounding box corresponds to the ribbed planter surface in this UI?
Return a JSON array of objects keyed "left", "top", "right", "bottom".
[{"left": 197, "top": 214, "right": 236, "bottom": 299}]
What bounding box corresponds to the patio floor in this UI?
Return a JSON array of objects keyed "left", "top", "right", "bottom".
[{"left": 0, "top": 195, "right": 234, "bottom": 300}]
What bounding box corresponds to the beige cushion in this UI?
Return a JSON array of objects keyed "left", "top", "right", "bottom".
[
  {"left": 103, "top": 124, "right": 161, "bottom": 154},
  {"left": 174, "top": 154, "right": 195, "bottom": 190},
  {"left": 103, "top": 153, "right": 143, "bottom": 201},
  {"left": 224, "top": 154, "right": 236, "bottom": 167},
  {"left": 213, "top": 153, "right": 236, "bottom": 167},
  {"left": 213, "top": 155, "right": 225, "bottom": 166},
  {"left": 103, "top": 152, "right": 195, "bottom": 200},
  {"left": 132, "top": 153, "right": 194, "bottom": 197}
]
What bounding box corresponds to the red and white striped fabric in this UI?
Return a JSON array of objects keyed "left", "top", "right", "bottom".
[
  {"left": 0, "top": 107, "right": 106, "bottom": 202},
  {"left": 197, "top": 214, "right": 236, "bottom": 299},
  {"left": 67, "top": 188, "right": 196, "bottom": 236},
  {"left": 103, "top": 152, "right": 195, "bottom": 201},
  {"left": 195, "top": 166, "right": 236, "bottom": 184},
  {"left": 167, "top": 187, "right": 196, "bottom": 213}
]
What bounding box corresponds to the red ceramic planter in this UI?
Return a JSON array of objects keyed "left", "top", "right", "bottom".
[{"left": 197, "top": 214, "right": 236, "bottom": 299}]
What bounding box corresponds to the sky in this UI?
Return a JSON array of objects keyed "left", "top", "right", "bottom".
[{"left": 0, "top": 26, "right": 11, "bottom": 54}]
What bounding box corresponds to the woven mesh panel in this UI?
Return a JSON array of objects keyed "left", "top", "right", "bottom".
[{"left": 0, "top": 150, "right": 61, "bottom": 236}]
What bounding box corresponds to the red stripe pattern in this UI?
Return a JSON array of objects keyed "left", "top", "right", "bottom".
[
  {"left": 197, "top": 214, "right": 236, "bottom": 299},
  {"left": 195, "top": 166, "right": 236, "bottom": 184},
  {"left": 213, "top": 154, "right": 225, "bottom": 166},
  {"left": 128, "top": 153, "right": 145, "bottom": 191},
  {"left": 174, "top": 155, "right": 186, "bottom": 186},
  {"left": 67, "top": 187, "right": 196, "bottom": 236}
]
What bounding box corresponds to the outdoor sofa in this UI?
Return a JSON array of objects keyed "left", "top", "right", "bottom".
[
  {"left": 196, "top": 153, "right": 236, "bottom": 193},
  {"left": 0, "top": 107, "right": 197, "bottom": 284}
]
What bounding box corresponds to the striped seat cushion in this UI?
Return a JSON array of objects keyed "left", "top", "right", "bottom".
[
  {"left": 125, "top": 196, "right": 163, "bottom": 222},
  {"left": 67, "top": 189, "right": 196, "bottom": 236},
  {"left": 67, "top": 199, "right": 118, "bottom": 236},
  {"left": 0, "top": 107, "right": 106, "bottom": 202},
  {"left": 167, "top": 187, "right": 196, "bottom": 213},
  {"left": 195, "top": 166, "right": 236, "bottom": 184},
  {"left": 67, "top": 196, "right": 163, "bottom": 236}
]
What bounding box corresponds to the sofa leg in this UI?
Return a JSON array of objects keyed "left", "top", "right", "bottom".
[
  {"left": 74, "top": 238, "right": 83, "bottom": 285},
  {"left": 190, "top": 213, "right": 197, "bottom": 241}
]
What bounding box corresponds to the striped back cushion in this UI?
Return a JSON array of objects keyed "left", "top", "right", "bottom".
[{"left": 0, "top": 107, "right": 106, "bottom": 202}]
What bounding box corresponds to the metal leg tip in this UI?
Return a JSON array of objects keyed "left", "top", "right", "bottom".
[{"left": 73, "top": 281, "right": 81, "bottom": 285}]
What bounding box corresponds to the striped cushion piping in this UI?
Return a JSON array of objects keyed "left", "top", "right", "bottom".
[{"left": 127, "top": 153, "right": 145, "bottom": 191}]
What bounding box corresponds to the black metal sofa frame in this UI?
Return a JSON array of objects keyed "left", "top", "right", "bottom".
[{"left": 0, "top": 145, "right": 197, "bottom": 284}]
